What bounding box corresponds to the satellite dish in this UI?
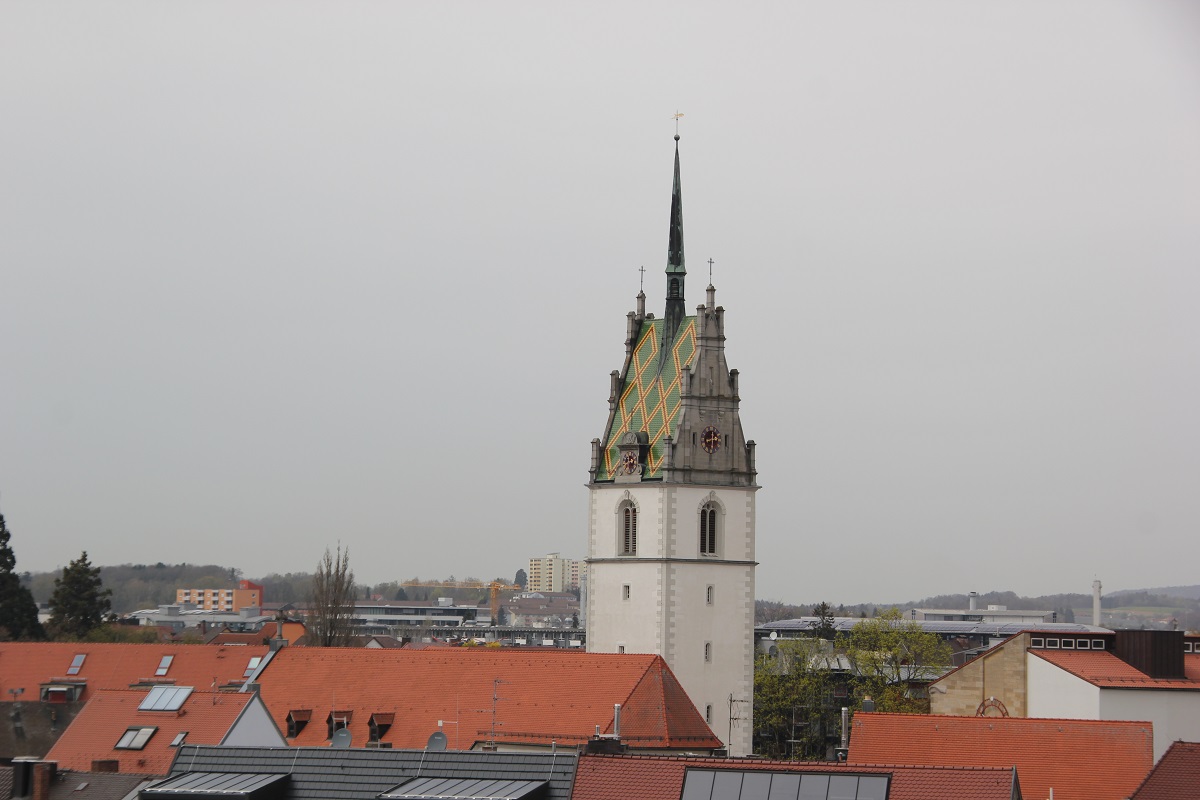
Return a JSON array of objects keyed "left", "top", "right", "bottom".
[
  {"left": 331, "top": 728, "right": 352, "bottom": 749},
  {"left": 426, "top": 731, "right": 448, "bottom": 751}
]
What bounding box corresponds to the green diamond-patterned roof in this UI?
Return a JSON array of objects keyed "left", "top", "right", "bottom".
[{"left": 598, "top": 317, "right": 697, "bottom": 480}]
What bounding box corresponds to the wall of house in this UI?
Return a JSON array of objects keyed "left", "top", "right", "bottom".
[
  {"left": 930, "top": 633, "right": 1030, "bottom": 717},
  {"left": 1100, "top": 689, "right": 1200, "bottom": 762},
  {"left": 1026, "top": 654, "right": 1100, "bottom": 719},
  {"left": 220, "top": 698, "right": 287, "bottom": 747}
]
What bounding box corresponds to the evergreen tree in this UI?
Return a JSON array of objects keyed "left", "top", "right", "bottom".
[
  {"left": 514, "top": 569, "right": 527, "bottom": 589},
  {"left": 48, "top": 551, "right": 112, "bottom": 640},
  {"left": 0, "top": 510, "right": 44, "bottom": 640},
  {"left": 812, "top": 602, "right": 836, "bottom": 639}
]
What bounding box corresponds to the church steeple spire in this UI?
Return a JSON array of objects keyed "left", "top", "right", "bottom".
[{"left": 663, "top": 134, "right": 687, "bottom": 346}]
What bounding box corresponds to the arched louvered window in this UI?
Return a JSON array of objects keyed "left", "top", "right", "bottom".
[
  {"left": 700, "top": 503, "right": 718, "bottom": 555},
  {"left": 621, "top": 503, "right": 638, "bottom": 555}
]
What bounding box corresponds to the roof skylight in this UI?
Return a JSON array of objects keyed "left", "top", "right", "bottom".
[
  {"left": 155, "top": 655, "right": 175, "bottom": 676},
  {"left": 66, "top": 654, "right": 86, "bottom": 675},
  {"left": 139, "top": 685, "right": 194, "bottom": 711},
  {"left": 115, "top": 726, "right": 157, "bottom": 750}
]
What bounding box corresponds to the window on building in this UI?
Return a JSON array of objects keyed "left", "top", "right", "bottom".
[
  {"left": 704, "top": 642, "right": 712, "bottom": 662},
  {"left": 66, "top": 654, "right": 86, "bottom": 675},
  {"left": 155, "top": 655, "right": 174, "bottom": 676},
  {"left": 1030, "top": 638, "right": 1044, "bottom": 648},
  {"left": 115, "top": 727, "right": 157, "bottom": 750},
  {"left": 623, "top": 585, "right": 631, "bottom": 601},
  {"left": 286, "top": 710, "right": 311, "bottom": 738},
  {"left": 327, "top": 711, "right": 352, "bottom": 739},
  {"left": 1047, "top": 639, "right": 1060, "bottom": 648},
  {"left": 170, "top": 732, "right": 188, "bottom": 747},
  {"left": 369, "top": 713, "right": 394, "bottom": 742},
  {"left": 706, "top": 585, "right": 714, "bottom": 605},
  {"left": 699, "top": 502, "right": 719, "bottom": 556},
  {"left": 620, "top": 502, "right": 638, "bottom": 555},
  {"left": 244, "top": 656, "right": 263, "bottom": 677},
  {"left": 1092, "top": 639, "right": 1106, "bottom": 650},
  {"left": 617, "top": 645, "right": 625, "bottom": 654},
  {"left": 705, "top": 705, "right": 713, "bottom": 724},
  {"left": 1061, "top": 638, "right": 1075, "bottom": 649}
]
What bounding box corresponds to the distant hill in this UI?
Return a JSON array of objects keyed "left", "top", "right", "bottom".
[{"left": 1111, "top": 584, "right": 1200, "bottom": 601}]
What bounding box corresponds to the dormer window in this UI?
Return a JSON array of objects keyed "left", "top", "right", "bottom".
[
  {"left": 286, "top": 709, "right": 311, "bottom": 738},
  {"left": 327, "top": 710, "right": 353, "bottom": 739},
  {"left": 369, "top": 713, "right": 394, "bottom": 742}
]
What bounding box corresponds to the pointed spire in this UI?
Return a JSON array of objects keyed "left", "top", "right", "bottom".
[
  {"left": 667, "top": 135, "right": 685, "bottom": 276},
  {"left": 661, "top": 134, "right": 688, "bottom": 351}
]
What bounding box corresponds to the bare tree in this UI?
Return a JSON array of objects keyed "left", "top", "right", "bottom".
[{"left": 309, "top": 544, "right": 356, "bottom": 647}]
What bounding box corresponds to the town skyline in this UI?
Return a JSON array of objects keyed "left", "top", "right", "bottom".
[{"left": 2, "top": 2, "right": 1197, "bottom": 602}]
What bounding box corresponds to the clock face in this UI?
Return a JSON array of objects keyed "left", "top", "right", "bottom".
[
  {"left": 701, "top": 426, "right": 721, "bottom": 454},
  {"left": 621, "top": 452, "right": 640, "bottom": 474}
]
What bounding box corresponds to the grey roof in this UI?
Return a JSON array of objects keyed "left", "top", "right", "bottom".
[
  {"left": 49, "top": 772, "right": 151, "bottom": 800},
  {"left": 758, "top": 617, "right": 1111, "bottom": 637},
  {"left": 157, "top": 746, "right": 577, "bottom": 800},
  {"left": 379, "top": 777, "right": 545, "bottom": 800},
  {"left": 145, "top": 773, "right": 289, "bottom": 796}
]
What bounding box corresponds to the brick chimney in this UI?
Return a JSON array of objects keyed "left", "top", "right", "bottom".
[{"left": 32, "top": 761, "right": 57, "bottom": 800}]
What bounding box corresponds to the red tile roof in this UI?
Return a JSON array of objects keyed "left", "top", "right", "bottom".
[
  {"left": 45, "top": 689, "right": 253, "bottom": 775},
  {"left": 255, "top": 647, "right": 721, "bottom": 750},
  {"left": 0, "top": 642, "right": 270, "bottom": 699},
  {"left": 571, "top": 753, "right": 1019, "bottom": 800},
  {"left": 848, "top": 712, "right": 1154, "bottom": 800},
  {"left": 1132, "top": 740, "right": 1200, "bottom": 800},
  {"left": 1031, "top": 650, "right": 1200, "bottom": 689}
]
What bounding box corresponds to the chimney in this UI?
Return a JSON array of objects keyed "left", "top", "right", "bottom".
[
  {"left": 32, "top": 762, "right": 56, "bottom": 800},
  {"left": 12, "top": 758, "right": 36, "bottom": 798},
  {"left": 1093, "top": 580, "right": 1102, "bottom": 627},
  {"left": 968, "top": 592, "right": 978, "bottom": 612},
  {"left": 613, "top": 704, "right": 621, "bottom": 739}
]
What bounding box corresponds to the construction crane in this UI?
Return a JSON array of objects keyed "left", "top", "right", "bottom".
[{"left": 399, "top": 580, "right": 522, "bottom": 625}]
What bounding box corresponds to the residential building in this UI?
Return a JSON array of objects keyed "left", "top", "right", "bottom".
[
  {"left": 174, "top": 581, "right": 263, "bottom": 613},
  {"left": 929, "top": 629, "right": 1200, "bottom": 760},
  {"left": 503, "top": 591, "right": 579, "bottom": 628},
  {"left": 252, "top": 646, "right": 722, "bottom": 752},
  {"left": 527, "top": 554, "right": 584, "bottom": 593},
  {"left": 3, "top": 762, "right": 148, "bottom": 800},
  {"left": 146, "top": 745, "right": 578, "bottom": 800},
  {"left": 0, "top": 642, "right": 270, "bottom": 761},
  {"left": 572, "top": 753, "right": 1022, "bottom": 800},
  {"left": 848, "top": 712, "right": 1154, "bottom": 800},
  {"left": 45, "top": 687, "right": 284, "bottom": 775},
  {"left": 586, "top": 135, "right": 758, "bottom": 757},
  {"left": 1131, "top": 740, "right": 1200, "bottom": 800}
]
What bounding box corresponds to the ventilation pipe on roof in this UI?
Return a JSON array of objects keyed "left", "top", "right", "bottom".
[{"left": 613, "top": 704, "right": 621, "bottom": 740}]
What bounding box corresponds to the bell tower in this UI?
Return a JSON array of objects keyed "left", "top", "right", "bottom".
[{"left": 585, "top": 135, "right": 758, "bottom": 757}]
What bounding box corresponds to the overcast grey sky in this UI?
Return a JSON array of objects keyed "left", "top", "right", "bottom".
[{"left": 2, "top": 2, "right": 1197, "bottom": 605}]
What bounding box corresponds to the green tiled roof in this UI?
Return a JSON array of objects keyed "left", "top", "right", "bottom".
[{"left": 598, "top": 317, "right": 697, "bottom": 480}]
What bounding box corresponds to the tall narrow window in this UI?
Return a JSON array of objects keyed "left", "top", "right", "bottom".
[
  {"left": 621, "top": 503, "right": 638, "bottom": 555},
  {"left": 699, "top": 503, "right": 718, "bottom": 555},
  {"left": 704, "top": 642, "right": 712, "bottom": 662}
]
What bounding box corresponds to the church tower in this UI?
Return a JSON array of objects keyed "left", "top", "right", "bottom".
[{"left": 586, "top": 135, "right": 758, "bottom": 757}]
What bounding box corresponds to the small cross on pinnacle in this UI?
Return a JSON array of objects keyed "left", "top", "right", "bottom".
[
  {"left": 708, "top": 258, "right": 714, "bottom": 283},
  {"left": 638, "top": 265, "right": 646, "bottom": 292}
]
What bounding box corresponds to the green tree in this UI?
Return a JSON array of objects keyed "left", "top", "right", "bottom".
[
  {"left": 754, "top": 639, "right": 841, "bottom": 760},
  {"left": 812, "top": 602, "right": 836, "bottom": 640},
  {"left": 0, "top": 510, "right": 44, "bottom": 640},
  {"left": 47, "top": 551, "right": 112, "bottom": 640},
  {"left": 309, "top": 544, "right": 356, "bottom": 647},
  {"left": 846, "top": 608, "right": 951, "bottom": 714}
]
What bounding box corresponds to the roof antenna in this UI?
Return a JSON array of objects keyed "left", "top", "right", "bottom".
[
  {"left": 673, "top": 111, "right": 684, "bottom": 138},
  {"left": 638, "top": 265, "right": 645, "bottom": 293}
]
